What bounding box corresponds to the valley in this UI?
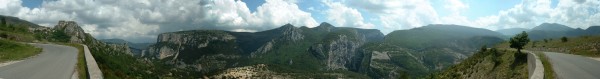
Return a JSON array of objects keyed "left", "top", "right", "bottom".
[{"left": 1, "top": 0, "right": 600, "bottom": 78}]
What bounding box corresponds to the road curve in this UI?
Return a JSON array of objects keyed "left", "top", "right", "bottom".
[
  {"left": 0, "top": 43, "right": 78, "bottom": 79},
  {"left": 544, "top": 52, "right": 600, "bottom": 79}
]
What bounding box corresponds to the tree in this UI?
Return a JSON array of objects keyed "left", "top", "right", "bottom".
[
  {"left": 561, "top": 36, "right": 568, "bottom": 42},
  {"left": 510, "top": 31, "right": 530, "bottom": 53}
]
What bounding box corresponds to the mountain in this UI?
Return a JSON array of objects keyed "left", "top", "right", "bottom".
[
  {"left": 495, "top": 28, "right": 529, "bottom": 36},
  {"left": 528, "top": 23, "right": 600, "bottom": 40},
  {"left": 384, "top": 24, "right": 505, "bottom": 49},
  {"left": 0, "top": 15, "right": 42, "bottom": 28},
  {"left": 100, "top": 39, "right": 153, "bottom": 56},
  {"left": 143, "top": 22, "right": 384, "bottom": 78},
  {"left": 531, "top": 23, "right": 573, "bottom": 31},
  {"left": 140, "top": 23, "right": 510, "bottom": 78},
  {"left": 361, "top": 24, "right": 505, "bottom": 78}
]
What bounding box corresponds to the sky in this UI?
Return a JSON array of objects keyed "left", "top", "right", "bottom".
[{"left": 0, "top": 0, "right": 599, "bottom": 43}]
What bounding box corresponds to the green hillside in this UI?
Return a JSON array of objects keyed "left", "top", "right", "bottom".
[
  {"left": 431, "top": 47, "right": 528, "bottom": 79},
  {"left": 0, "top": 16, "right": 42, "bottom": 63},
  {"left": 360, "top": 24, "right": 505, "bottom": 78},
  {"left": 385, "top": 24, "right": 505, "bottom": 48}
]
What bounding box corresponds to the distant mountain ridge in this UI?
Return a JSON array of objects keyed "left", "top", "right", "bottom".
[
  {"left": 140, "top": 23, "right": 509, "bottom": 78},
  {"left": 495, "top": 23, "right": 600, "bottom": 40},
  {"left": 528, "top": 23, "right": 600, "bottom": 40},
  {"left": 143, "top": 22, "right": 385, "bottom": 78},
  {"left": 100, "top": 39, "right": 153, "bottom": 56},
  {"left": 496, "top": 28, "right": 529, "bottom": 36},
  {"left": 0, "top": 15, "right": 42, "bottom": 28},
  {"left": 531, "top": 23, "right": 573, "bottom": 31}
]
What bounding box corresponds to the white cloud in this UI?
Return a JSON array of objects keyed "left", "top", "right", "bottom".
[
  {"left": 253, "top": 0, "right": 318, "bottom": 28},
  {"left": 344, "top": 0, "right": 441, "bottom": 33},
  {"left": 439, "top": 0, "right": 472, "bottom": 28},
  {"left": 550, "top": 0, "right": 600, "bottom": 29},
  {"left": 323, "top": 1, "right": 374, "bottom": 29},
  {"left": 0, "top": 0, "right": 318, "bottom": 42},
  {"left": 477, "top": 0, "right": 600, "bottom": 30},
  {"left": 444, "top": 0, "right": 469, "bottom": 15}
]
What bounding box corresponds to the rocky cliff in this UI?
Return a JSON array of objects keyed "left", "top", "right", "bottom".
[
  {"left": 53, "top": 20, "right": 87, "bottom": 43},
  {"left": 308, "top": 28, "right": 376, "bottom": 71},
  {"left": 143, "top": 22, "right": 506, "bottom": 78},
  {"left": 51, "top": 20, "right": 133, "bottom": 56},
  {"left": 144, "top": 22, "right": 383, "bottom": 77},
  {"left": 146, "top": 30, "right": 242, "bottom": 74}
]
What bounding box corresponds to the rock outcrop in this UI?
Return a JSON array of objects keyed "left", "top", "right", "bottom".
[
  {"left": 279, "top": 24, "right": 304, "bottom": 42},
  {"left": 53, "top": 20, "right": 87, "bottom": 43},
  {"left": 50, "top": 21, "right": 133, "bottom": 55}
]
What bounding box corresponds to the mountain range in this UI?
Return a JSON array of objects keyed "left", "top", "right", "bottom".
[
  {"left": 496, "top": 23, "right": 600, "bottom": 40},
  {"left": 85, "top": 20, "right": 600, "bottom": 78},
  {"left": 133, "top": 23, "right": 507, "bottom": 78}
]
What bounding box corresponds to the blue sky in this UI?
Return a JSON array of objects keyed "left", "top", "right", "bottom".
[
  {"left": 3, "top": 0, "right": 599, "bottom": 42},
  {"left": 21, "top": 0, "right": 43, "bottom": 8}
]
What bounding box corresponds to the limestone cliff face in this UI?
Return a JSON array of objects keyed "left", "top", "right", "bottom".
[
  {"left": 146, "top": 30, "right": 241, "bottom": 73},
  {"left": 250, "top": 24, "right": 304, "bottom": 57},
  {"left": 53, "top": 20, "right": 87, "bottom": 43},
  {"left": 309, "top": 28, "right": 383, "bottom": 71},
  {"left": 149, "top": 30, "right": 237, "bottom": 59},
  {"left": 144, "top": 22, "right": 389, "bottom": 77},
  {"left": 323, "top": 34, "right": 362, "bottom": 70}
]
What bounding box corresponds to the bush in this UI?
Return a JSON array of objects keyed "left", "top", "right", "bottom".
[{"left": 51, "top": 30, "right": 71, "bottom": 42}]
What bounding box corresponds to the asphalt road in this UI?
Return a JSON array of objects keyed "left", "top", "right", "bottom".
[
  {"left": 544, "top": 52, "right": 600, "bottom": 79},
  {"left": 0, "top": 44, "right": 78, "bottom": 79}
]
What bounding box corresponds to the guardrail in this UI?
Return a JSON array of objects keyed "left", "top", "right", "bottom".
[
  {"left": 527, "top": 52, "right": 544, "bottom": 79},
  {"left": 82, "top": 44, "right": 103, "bottom": 79}
]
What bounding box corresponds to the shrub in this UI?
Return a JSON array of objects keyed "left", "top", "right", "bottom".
[{"left": 561, "top": 36, "right": 568, "bottom": 42}]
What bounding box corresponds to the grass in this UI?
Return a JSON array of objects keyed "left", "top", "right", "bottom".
[
  {"left": 535, "top": 52, "right": 556, "bottom": 79},
  {"left": 0, "top": 39, "right": 42, "bottom": 63},
  {"left": 60, "top": 43, "right": 89, "bottom": 79}
]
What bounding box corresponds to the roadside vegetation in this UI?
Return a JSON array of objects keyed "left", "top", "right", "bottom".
[
  {"left": 431, "top": 32, "right": 532, "bottom": 79},
  {"left": 527, "top": 35, "right": 600, "bottom": 57},
  {"left": 0, "top": 39, "right": 42, "bottom": 63},
  {"left": 535, "top": 52, "right": 556, "bottom": 79},
  {"left": 60, "top": 43, "right": 88, "bottom": 79},
  {"left": 430, "top": 46, "right": 528, "bottom": 79}
]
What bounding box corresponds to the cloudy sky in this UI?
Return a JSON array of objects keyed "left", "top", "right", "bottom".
[{"left": 1, "top": 0, "right": 599, "bottom": 43}]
